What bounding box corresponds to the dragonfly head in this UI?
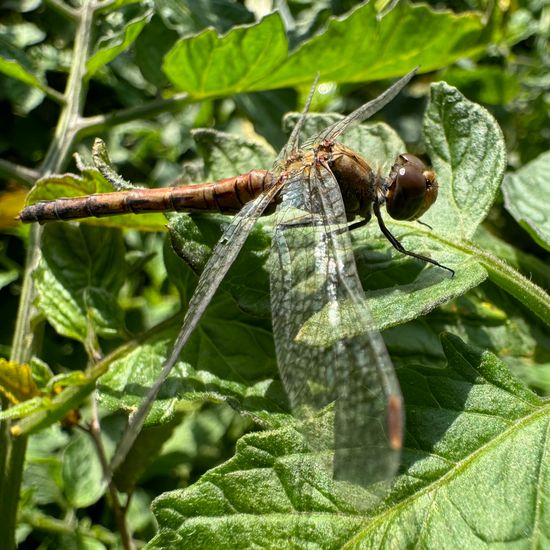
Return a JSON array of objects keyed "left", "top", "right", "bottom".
[{"left": 385, "top": 153, "right": 438, "bottom": 221}]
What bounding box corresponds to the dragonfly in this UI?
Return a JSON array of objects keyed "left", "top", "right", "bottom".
[{"left": 20, "top": 68, "right": 452, "bottom": 488}]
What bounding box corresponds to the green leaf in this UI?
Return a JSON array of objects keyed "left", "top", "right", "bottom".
[
  {"left": 0, "top": 268, "right": 18, "bottom": 290},
  {"left": 34, "top": 224, "right": 127, "bottom": 343},
  {"left": 62, "top": 432, "right": 105, "bottom": 508},
  {"left": 191, "top": 128, "right": 275, "bottom": 181},
  {"left": 163, "top": 3, "right": 486, "bottom": 97},
  {"left": 147, "top": 334, "right": 550, "bottom": 548},
  {"left": 167, "top": 217, "right": 272, "bottom": 318},
  {"left": 22, "top": 427, "right": 68, "bottom": 508},
  {"left": 385, "top": 280, "right": 550, "bottom": 395},
  {"left": 26, "top": 170, "right": 167, "bottom": 231},
  {"left": 423, "top": 81, "right": 507, "bottom": 240},
  {"left": 96, "top": 295, "right": 287, "bottom": 428},
  {"left": 134, "top": 14, "right": 179, "bottom": 87},
  {"left": 86, "top": 4, "right": 153, "bottom": 77},
  {"left": 92, "top": 138, "right": 137, "bottom": 191},
  {"left": 473, "top": 225, "right": 550, "bottom": 290},
  {"left": 163, "top": 13, "right": 288, "bottom": 98},
  {"left": 267, "top": 3, "right": 486, "bottom": 88},
  {"left": 440, "top": 65, "right": 520, "bottom": 105},
  {"left": 502, "top": 150, "right": 550, "bottom": 251},
  {"left": 0, "top": 36, "right": 46, "bottom": 92}
]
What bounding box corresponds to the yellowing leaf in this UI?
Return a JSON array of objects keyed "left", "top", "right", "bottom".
[{"left": 0, "top": 358, "right": 40, "bottom": 404}]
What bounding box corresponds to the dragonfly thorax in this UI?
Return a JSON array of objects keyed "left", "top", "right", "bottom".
[{"left": 326, "top": 143, "right": 379, "bottom": 223}]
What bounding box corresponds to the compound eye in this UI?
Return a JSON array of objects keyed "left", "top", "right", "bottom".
[
  {"left": 386, "top": 155, "right": 438, "bottom": 221},
  {"left": 398, "top": 153, "right": 425, "bottom": 170}
]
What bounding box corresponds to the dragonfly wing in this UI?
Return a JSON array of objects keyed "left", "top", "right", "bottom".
[
  {"left": 276, "top": 73, "right": 320, "bottom": 163},
  {"left": 111, "top": 177, "right": 285, "bottom": 473},
  {"left": 306, "top": 68, "right": 417, "bottom": 146},
  {"left": 270, "top": 162, "right": 402, "bottom": 487}
]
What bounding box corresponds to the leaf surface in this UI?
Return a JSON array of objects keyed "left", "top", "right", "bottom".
[
  {"left": 86, "top": 4, "right": 153, "bottom": 77},
  {"left": 34, "top": 224, "right": 127, "bottom": 343},
  {"left": 502, "top": 150, "right": 550, "bottom": 251},
  {"left": 163, "top": 3, "right": 486, "bottom": 98},
  {"left": 147, "top": 335, "right": 550, "bottom": 549},
  {"left": 423, "top": 81, "right": 507, "bottom": 240}
]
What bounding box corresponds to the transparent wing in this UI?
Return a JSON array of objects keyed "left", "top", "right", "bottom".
[
  {"left": 276, "top": 73, "right": 320, "bottom": 163},
  {"left": 110, "top": 177, "right": 285, "bottom": 473},
  {"left": 270, "top": 161, "right": 403, "bottom": 487},
  {"left": 305, "top": 68, "right": 417, "bottom": 146}
]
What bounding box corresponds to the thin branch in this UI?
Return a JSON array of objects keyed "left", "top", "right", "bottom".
[
  {"left": 19, "top": 510, "right": 117, "bottom": 544},
  {"left": 40, "top": 1, "right": 96, "bottom": 172},
  {"left": 44, "top": 0, "right": 78, "bottom": 20},
  {"left": 0, "top": 159, "right": 40, "bottom": 188},
  {"left": 42, "top": 85, "right": 66, "bottom": 105},
  {"left": 87, "top": 396, "right": 136, "bottom": 550},
  {"left": 76, "top": 92, "right": 190, "bottom": 136}
]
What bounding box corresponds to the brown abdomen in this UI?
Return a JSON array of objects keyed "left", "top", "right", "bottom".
[{"left": 19, "top": 170, "right": 272, "bottom": 223}]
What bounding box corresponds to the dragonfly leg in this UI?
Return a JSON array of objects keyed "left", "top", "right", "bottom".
[
  {"left": 348, "top": 218, "right": 369, "bottom": 232},
  {"left": 416, "top": 219, "right": 433, "bottom": 230},
  {"left": 373, "top": 203, "right": 454, "bottom": 276}
]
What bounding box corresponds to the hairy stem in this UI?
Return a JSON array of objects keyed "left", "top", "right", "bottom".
[{"left": 2, "top": 3, "right": 99, "bottom": 548}]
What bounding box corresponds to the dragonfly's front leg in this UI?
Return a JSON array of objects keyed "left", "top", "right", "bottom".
[{"left": 372, "top": 202, "right": 454, "bottom": 276}]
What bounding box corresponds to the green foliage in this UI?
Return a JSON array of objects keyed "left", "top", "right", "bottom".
[
  {"left": 148, "top": 335, "right": 549, "bottom": 548},
  {"left": 0, "top": 1, "right": 549, "bottom": 549},
  {"left": 163, "top": 4, "right": 486, "bottom": 95},
  {"left": 502, "top": 151, "right": 550, "bottom": 251}
]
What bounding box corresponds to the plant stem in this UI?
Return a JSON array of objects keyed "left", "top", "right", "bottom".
[
  {"left": 20, "top": 510, "right": 117, "bottom": 544},
  {"left": 76, "top": 92, "right": 189, "bottom": 136},
  {"left": 41, "top": 4, "right": 95, "bottom": 172},
  {"left": 407, "top": 223, "right": 550, "bottom": 327},
  {"left": 88, "top": 397, "right": 135, "bottom": 550},
  {"left": 450, "top": 239, "right": 550, "bottom": 327},
  {"left": 44, "top": 0, "right": 78, "bottom": 20},
  {"left": 0, "top": 159, "right": 40, "bottom": 188},
  {"left": 471, "top": 243, "right": 550, "bottom": 327},
  {"left": 2, "top": 3, "right": 99, "bottom": 548}
]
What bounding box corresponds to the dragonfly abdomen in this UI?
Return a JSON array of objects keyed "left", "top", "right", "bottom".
[{"left": 18, "top": 169, "right": 272, "bottom": 223}]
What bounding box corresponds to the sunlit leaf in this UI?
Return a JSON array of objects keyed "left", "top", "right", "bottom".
[
  {"left": 97, "top": 299, "right": 286, "bottom": 428},
  {"left": 502, "top": 150, "right": 550, "bottom": 251},
  {"left": 163, "top": 3, "right": 486, "bottom": 97},
  {"left": 423, "top": 81, "right": 507, "bottom": 240},
  {"left": 163, "top": 13, "right": 288, "bottom": 98},
  {"left": 148, "top": 335, "right": 550, "bottom": 548}
]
